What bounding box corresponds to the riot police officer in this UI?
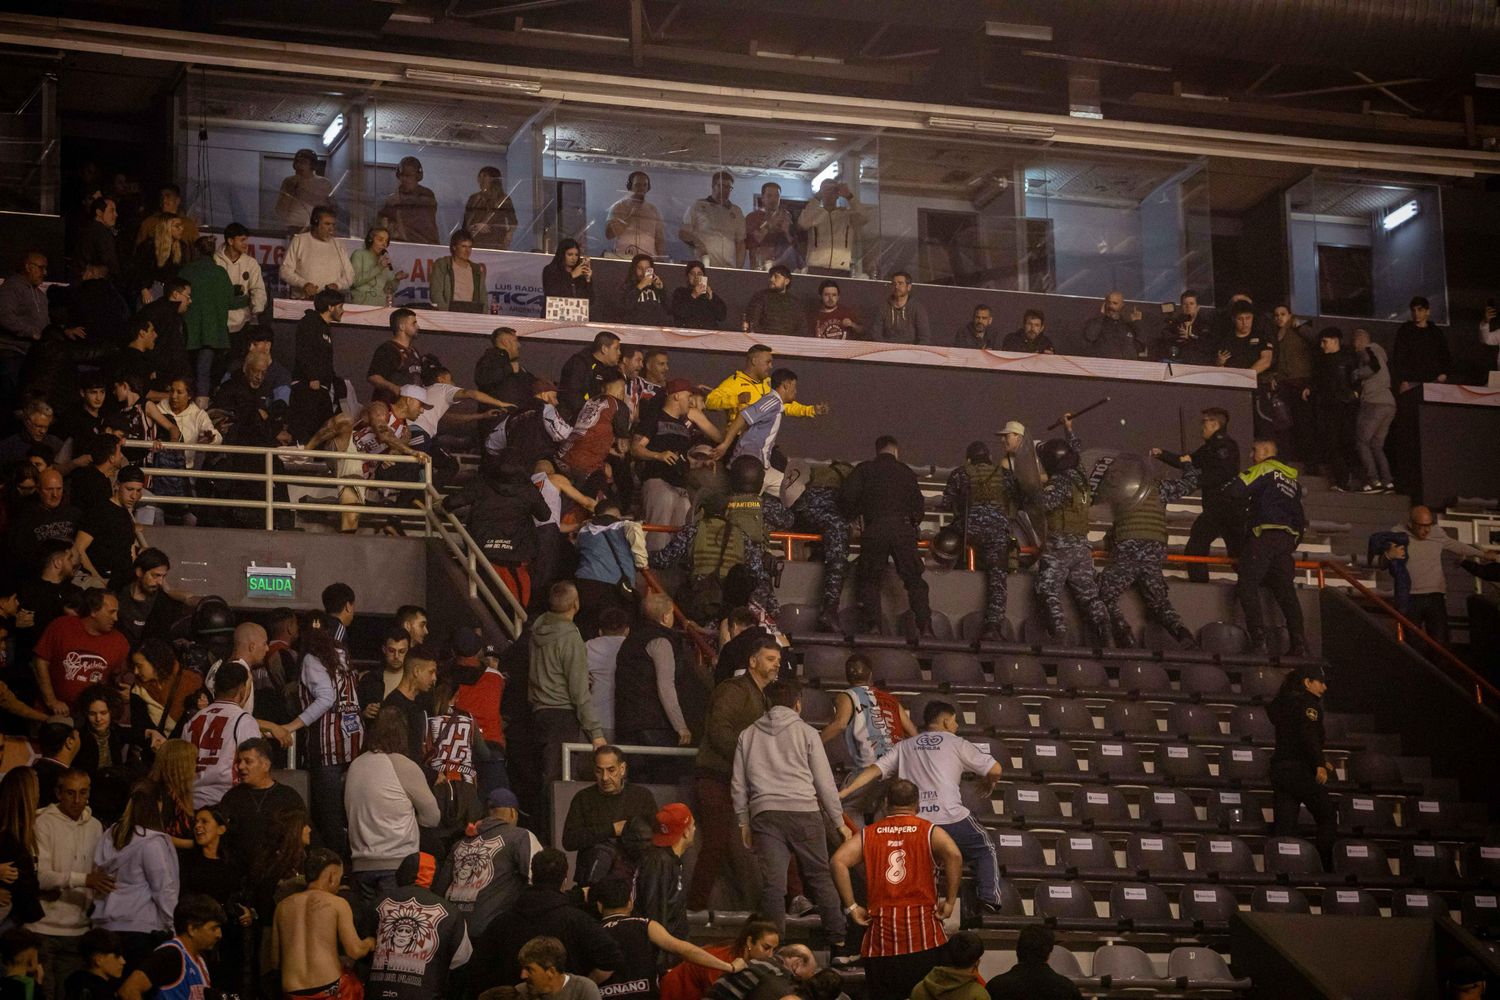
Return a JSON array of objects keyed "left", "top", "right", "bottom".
[
  {"left": 782, "top": 459, "right": 854, "bottom": 633},
  {"left": 840, "top": 435, "right": 933, "bottom": 637},
  {"left": 1031, "top": 416, "right": 1111, "bottom": 646},
  {"left": 1097, "top": 453, "right": 1201, "bottom": 648},
  {"left": 1223, "top": 436, "right": 1308, "bottom": 655},
  {"left": 941, "top": 442, "right": 1016, "bottom": 641},
  {"left": 1269, "top": 663, "right": 1335, "bottom": 870},
  {"left": 1154, "top": 407, "right": 1243, "bottom": 583}
]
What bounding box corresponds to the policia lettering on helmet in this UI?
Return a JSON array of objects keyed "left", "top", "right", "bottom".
[
  {"left": 1269, "top": 663, "right": 1334, "bottom": 870},
  {"left": 839, "top": 436, "right": 934, "bottom": 637},
  {"left": 1031, "top": 415, "right": 1110, "bottom": 646},
  {"left": 940, "top": 442, "right": 1017, "bottom": 641},
  {"left": 1222, "top": 437, "right": 1308, "bottom": 656}
]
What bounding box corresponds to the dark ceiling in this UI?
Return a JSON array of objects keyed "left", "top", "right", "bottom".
[{"left": 15, "top": 0, "right": 1500, "bottom": 150}]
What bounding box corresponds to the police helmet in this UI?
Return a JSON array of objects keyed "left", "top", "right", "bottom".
[
  {"left": 191, "top": 596, "right": 236, "bottom": 638},
  {"left": 728, "top": 454, "right": 765, "bottom": 494},
  {"left": 930, "top": 526, "right": 964, "bottom": 562},
  {"left": 1037, "top": 438, "right": 1079, "bottom": 475},
  {"left": 964, "top": 441, "right": 992, "bottom": 465}
]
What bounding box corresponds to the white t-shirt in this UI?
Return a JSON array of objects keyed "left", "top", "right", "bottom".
[
  {"left": 185, "top": 700, "right": 261, "bottom": 807},
  {"left": 875, "top": 730, "right": 998, "bottom": 824},
  {"left": 415, "top": 382, "right": 464, "bottom": 438}
]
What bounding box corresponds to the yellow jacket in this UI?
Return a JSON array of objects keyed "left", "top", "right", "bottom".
[{"left": 704, "top": 370, "right": 818, "bottom": 422}]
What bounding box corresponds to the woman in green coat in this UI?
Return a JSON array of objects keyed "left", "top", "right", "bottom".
[
  {"left": 180, "top": 236, "right": 246, "bottom": 400},
  {"left": 349, "top": 226, "right": 407, "bottom": 306},
  {"left": 429, "top": 228, "right": 486, "bottom": 313}
]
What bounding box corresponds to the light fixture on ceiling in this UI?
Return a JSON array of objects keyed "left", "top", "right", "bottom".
[
  {"left": 403, "top": 68, "right": 543, "bottom": 94},
  {"left": 925, "top": 116, "right": 1055, "bottom": 139},
  {"left": 321, "top": 113, "right": 345, "bottom": 149},
  {"left": 1382, "top": 199, "right": 1419, "bottom": 231},
  {"left": 810, "top": 160, "right": 839, "bottom": 189}
]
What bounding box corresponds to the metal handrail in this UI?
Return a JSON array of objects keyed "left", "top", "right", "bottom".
[
  {"left": 424, "top": 485, "right": 527, "bottom": 639},
  {"left": 561, "top": 741, "right": 695, "bottom": 781},
  {"left": 1319, "top": 559, "right": 1499, "bottom": 706}
]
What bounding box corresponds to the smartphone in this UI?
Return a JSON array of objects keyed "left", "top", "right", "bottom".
[
  {"left": 693, "top": 273, "right": 706, "bottom": 287},
  {"left": 645, "top": 267, "right": 655, "bottom": 280}
]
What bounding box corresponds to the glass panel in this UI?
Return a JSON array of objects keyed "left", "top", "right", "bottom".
[{"left": 1285, "top": 170, "right": 1447, "bottom": 323}]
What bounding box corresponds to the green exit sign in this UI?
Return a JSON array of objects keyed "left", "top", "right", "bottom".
[{"left": 246, "top": 564, "right": 296, "bottom": 600}]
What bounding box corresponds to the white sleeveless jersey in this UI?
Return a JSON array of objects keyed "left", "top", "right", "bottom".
[{"left": 185, "top": 700, "right": 259, "bottom": 808}]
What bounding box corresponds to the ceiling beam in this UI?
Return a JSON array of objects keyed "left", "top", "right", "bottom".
[
  {"left": 1127, "top": 91, "right": 1500, "bottom": 142},
  {"left": 1261, "top": 77, "right": 1428, "bottom": 101},
  {"left": 629, "top": 0, "right": 643, "bottom": 69}
]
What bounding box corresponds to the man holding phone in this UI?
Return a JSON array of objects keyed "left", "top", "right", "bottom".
[
  {"left": 680, "top": 171, "right": 745, "bottom": 268},
  {"left": 800, "top": 177, "right": 867, "bottom": 276}
]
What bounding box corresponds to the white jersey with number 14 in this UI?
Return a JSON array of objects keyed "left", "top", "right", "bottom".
[{"left": 186, "top": 700, "right": 259, "bottom": 808}]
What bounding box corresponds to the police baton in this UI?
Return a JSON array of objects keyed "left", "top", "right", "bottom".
[{"left": 1046, "top": 396, "right": 1110, "bottom": 430}]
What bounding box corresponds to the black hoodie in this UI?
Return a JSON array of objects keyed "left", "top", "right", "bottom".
[{"left": 473, "top": 885, "right": 625, "bottom": 989}]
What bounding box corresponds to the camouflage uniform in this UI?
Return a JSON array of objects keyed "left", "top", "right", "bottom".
[
  {"left": 651, "top": 498, "right": 780, "bottom": 615},
  {"left": 786, "top": 486, "right": 849, "bottom": 618},
  {"left": 942, "top": 462, "right": 1016, "bottom": 631},
  {"left": 1034, "top": 432, "right": 1109, "bottom": 643},
  {"left": 1098, "top": 463, "right": 1201, "bottom": 642}
]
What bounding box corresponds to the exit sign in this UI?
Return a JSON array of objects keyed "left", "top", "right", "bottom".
[{"left": 246, "top": 564, "right": 296, "bottom": 600}]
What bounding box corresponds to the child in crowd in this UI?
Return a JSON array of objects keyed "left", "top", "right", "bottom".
[{"left": 63, "top": 930, "right": 125, "bottom": 1000}]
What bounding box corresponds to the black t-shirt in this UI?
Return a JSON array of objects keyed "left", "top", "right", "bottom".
[
  {"left": 368, "top": 340, "right": 425, "bottom": 404},
  {"left": 218, "top": 781, "right": 306, "bottom": 861},
  {"left": 111, "top": 346, "right": 158, "bottom": 396},
  {"left": 599, "top": 914, "right": 658, "bottom": 1000},
  {"left": 67, "top": 466, "right": 112, "bottom": 512},
  {"left": 6, "top": 500, "right": 81, "bottom": 570},
  {"left": 178, "top": 848, "right": 243, "bottom": 908},
  {"left": 56, "top": 406, "right": 106, "bottom": 452},
  {"left": 63, "top": 970, "right": 117, "bottom": 1000},
  {"left": 368, "top": 887, "right": 469, "bottom": 1000},
  {"left": 132, "top": 941, "right": 188, "bottom": 993},
  {"left": 78, "top": 501, "right": 137, "bottom": 584},
  {"left": 383, "top": 689, "right": 430, "bottom": 769},
  {"left": 636, "top": 409, "right": 693, "bottom": 488},
  {"left": 111, "top": 586, "right": 161, "bottom": 646},
  {"left": 1219, "top": 331, "right": 1269, "bottom": 370},
  {"left": 986, "top": 963, "right": 1084, "bottom": 1000}
]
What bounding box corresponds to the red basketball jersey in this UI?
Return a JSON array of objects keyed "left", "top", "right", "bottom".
[{"left": 861, "top": 815, "right": 946, "bottom": 957}]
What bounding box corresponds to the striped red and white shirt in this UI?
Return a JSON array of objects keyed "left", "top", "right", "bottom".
[
  {"left": 298, "top": 648, "right": 363, "bottom": 767},
  {"left": 861, "top": 815, "right": 947, "bottom": 958}
]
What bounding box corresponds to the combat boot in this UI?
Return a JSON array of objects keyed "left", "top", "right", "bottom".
[
  {"left": 1169, "top": 624, "right": 1198, "bottom": 649},
  {"left": 1112, "top": 623, "right": 1138, "bottom": 649}
]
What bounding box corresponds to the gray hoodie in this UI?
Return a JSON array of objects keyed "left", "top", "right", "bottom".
[
  {"left": 731, "top": 705, "right": 842, "bottom": 826},
  {"left": 529, "top": 611, "right": 604, "bottom": 739}
]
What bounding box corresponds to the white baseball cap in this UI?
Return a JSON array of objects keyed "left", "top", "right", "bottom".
[
  {"left": 399, "top": 384, "right": 433, "bottom": 408},
  {"left": 997, "top": 420, "right": 1026, "bottom": 437}
]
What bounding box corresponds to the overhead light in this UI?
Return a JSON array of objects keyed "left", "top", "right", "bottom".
[
  {"left": 986, "top": 20, "right": 1053, "bottom": 41},
  {"left": 321, "top": 113, "right": 345, "bottom": 148},
  {"left": 926, "top": 116, "right": 1055, "bottom": 139},
  {"left": 403, "top": 68, "right": 543, "bottom": 94},
  {"left": 811, "top": 160, "right": 839, "bottom": 189},
  {"left": 1382, "top": 199, "right": 1419, "bottom": 230}
]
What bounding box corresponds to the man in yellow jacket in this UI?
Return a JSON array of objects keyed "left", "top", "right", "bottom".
[{"left": 704, "top": 344, "right": 828, "bottom": 422}]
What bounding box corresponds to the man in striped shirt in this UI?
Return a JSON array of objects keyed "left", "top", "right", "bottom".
[{"left": 830, "top": 780, "right": 961, "bottom": 1000}]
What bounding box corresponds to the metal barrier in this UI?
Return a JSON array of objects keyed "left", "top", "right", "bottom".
[
  {"left": 561, "top": 741, "right": 695, "bottom": 781},
  {"left": 424, "top": 484, "right": 527, "bottom": 639}
]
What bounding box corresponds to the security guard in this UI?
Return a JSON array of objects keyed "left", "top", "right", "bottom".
[
  {"left": 1097, "top": 455, "right": 1201, "bottom": 648},
  {"left": 1269, "top": 663, "right": 1335, "bottom": 870},
  {"left": 652, "top": 455, "right": 778, "bottom": 617},
  {"left": 942, "top": 442, "right": 1017, "bottom": 641},
  {"left": 1223, "top": 436, "right": 1308, "bottom": 655},
  {"left": 785, "top": 459, "right": 855, "bottom": 633},
  {"left": 840, "top": 435, "right": 933, "bottom": 637},
  {"left": 1154, "top": 407, "right": 1243, "bottom": 583},
  {"left": 1032, "top": 416, "right": 1111, "bottom": 646}
]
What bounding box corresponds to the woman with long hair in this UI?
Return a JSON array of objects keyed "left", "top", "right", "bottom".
[
  {"left": 246, "top": 805, "right": 310, "bottom": 932},
  {"left": 129, "top": 213, "right": 187, "bottom": 304},
  {"left": 0, "top": 767, "right": 43, "bottom": 927},
  {"left": 283, "top": 614, "right": 362, "bottom": 858},
  {"left": 349, "top": 226, "right": 406, "bottom": 306},
  {"left": 143, "top": 739, "right": 197, "bottom": 850},
  {"left": 72, "top": 684, "right": 150, "bottom": 825},
  {"left": 91, "top": 784, "right": 179, "bottom": 963},
  {"left": 131, "top": 638, "right": 203, "bottom": 741},
  {"left": 617, "top": 252, "right": 670, "bottom": 326},
  {"left": 180, "top": 806, "right": 254, "bottom": 989},
  {"left": 541, "top": 238, "right": 593, "bottom": 316}
]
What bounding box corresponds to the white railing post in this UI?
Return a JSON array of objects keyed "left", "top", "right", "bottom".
[{"left": 264, "top": 450, "right": 274, "bottom": 531}]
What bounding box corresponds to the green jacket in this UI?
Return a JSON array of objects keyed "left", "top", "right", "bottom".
[
  {"left": 527, "top": 612, "right": 603, "bottom": 740},
  {"left": 429, "top": 255, "right": 486, "bottom": 313},
  {"left": 911, "top": 966, "right": 990, "bottom": 1000},
  {"left": 180, "top": 256, "right": 243, "bottom": 351},
  {"left": 695, "top": 673, "right": 768, "bottom": 778},
  {"left": 349, "top": 248, "right": 399, "bottom": 306}
]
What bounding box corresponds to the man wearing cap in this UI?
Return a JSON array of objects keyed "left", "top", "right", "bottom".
[
  {"left": 1268, "top": 664, "right": 1335, "bottom": 871},
  {"left": 633, "top": 378, "right": 724, "bottom": 549},
  {"left": 634, "top": 803, "right": 695, "bottom": 942},
  {"left": 72, "top": 465, "right": 147, "bottom": 586},
  {"left": 436, "top": 788, "right": 539, "bottom": 940},
  {"left": 370, "top": 851, "right": 472, "bottom": 1000},
  {"left": 742, "top": 266, "right": 804, "bottom": 338}
]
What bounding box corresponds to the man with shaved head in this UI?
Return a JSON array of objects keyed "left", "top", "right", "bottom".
[
  {"left": 5, "top": 466, "right": 80, "bottom": 570},
  {"left": 1396, "top": 504, "right": 1491, "bottom": 645}
]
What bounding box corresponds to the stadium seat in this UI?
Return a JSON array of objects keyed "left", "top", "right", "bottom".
[
  {"left": 1117, "top": 661, "right": 1171, "bottom": 696},
  {"left": 1220, "top": 745, "right": 1272, "bottom": 784},
  {"left": 868, "top": 648, "right": 922, "bottom": 684},
  {"left": 1179, "top": 884, "right": 1240, "bottom": 928},
  {"left": 1266, "top": 836, "right": 1325, "bottom": 876},
  {"left": 1194, "top": 834, "right": 1258, "bottom": 878},
  {"left": 1466, "top": 844, "right": 1500, "bottom": 885},
  {"left": 1057, "top": 832, "right": 1119, "bottom": 874},
  {"left": 1072, "top": 786, "right": 1132, "bottom": 827},
  {"left": 992, "top": 830, "right": 1047, "bottom": 871},
  {"left": 1003, "top": 783, "right": 1064, "bottom": 825},
  {"left": 976, "top": 694, "right": 1036, "bottom": 733},
  {"left": 1392, "top": 889, "right": 1450, "bottom": 918},
  {"left": 1406, "top": 796, "right": 1462, "bottom": 836},
  {"left": 1332, "top": 839, "right": 1393, "bottom": 881},
  {"left": 1348, "top": 751, "right": 1404, "bottom": 788},
  {"left": 989, "top": 878, "right": 1027, "bottom": 917},
  {"left": 1110, "top": 883, "right": 1176, "bottom": 926},
  {"left": 1102, "top": 700, "right": 1159, "bottom": 737},
  {"left": 1461, "top": 892, "right": 1500, "bottom": 936},
  {"left": 1092, "top": 944, "right": 1161, "bottom": 984},
  {"left": 1165, "top": 703, "right": 1222, "bottom": 740},
  {"left": 1033, "top": 880, "right": 1098, "bottom": 921},
  {"left": 776, "top": 603, "right": 819, "bottom": 637},
  {"left": 798, "top": 686, "right": 836, "bottom": 727},
  {"left": 1253, "top": 886, "right": 1312, "bottom": 914},
  {"left": 1055, "top": 659, "right": 1109, "bottom": 693},
  {"left": 1179, "top": 663, "right": 1233, "bottom": 699},
  {"left": 930, "top": 652, "right": 984, "bottom": 686},
  {"left": 1155, "top": 743, "right": 1213, "bottom": 783},
  {"left": 957, "top": 610, "right": 984, "bottom": 642},
  {"left": 1198, "top": 622, "right": 1249, "bottom": 655},
  {"left": 899, "top": 609, "right": 954, "bottom": 640},
  {"left": 801, "top": 646, "right": 849, "bottom": 683},
  {"left": 1126, "top": 833, "right": 1189, "bottom": 877},
  {"left": 960, "top": 780, "right": 996, "bottom": 819},
  {"left": 903, "top": 692, "right": 947, "bottom": 729},
  {"left": 1168, "top": 947, "right": 1246, "bottom": 987},
  {"left": 1240, "top": 666, "right": 1290, "bottom": 701},
  {"left": 1228, "top": 705, "right": 1276, "bottom": 743},
  {"left": 1091, "top": 741, "right": 1151, "bottom": 783},
  {"left": 1047, "top": 946, "right": 1086, "bottom": 979},
  {"left": 992, "top": 655, "right": 1047, "bottom": 690},
  {"left": 1039, "top": 698, "right": 1097, "bottom": 736},
  {"left": 1205, "top": 789, "right": 1260, "bottom": 830},
  {"left": 1402, "top": 842, "right": 1460, "bottom": 884},
  {"left": 1322, "top": 887, "right": 1381, "bottom": 917},
  {"left": 1024, "top": 740, "right": 1083, "bottom": 778},
  {"left": 836, "top": 606, "right": 863, "bottom": 637},
  {"left": 1339, "top": 794, "right": 1398, "bottom": 833},
  {"left": 1142, "top": 788, "right": 1199, "bottom": 827}
]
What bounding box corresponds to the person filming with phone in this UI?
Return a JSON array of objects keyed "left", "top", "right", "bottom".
[
  {"left": 618, "top": 253, "right": 671, "bottom": 326},
  {"left": 671, "top": 261, "right": 727, "bottom": 330}
]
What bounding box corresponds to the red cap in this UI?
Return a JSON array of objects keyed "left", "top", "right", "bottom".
[
  {"left": 652, "top": 802, "right": 694, "bottom": 846},
  {"left": 665, "top": 378, "right": 696, "bottom": 396}
]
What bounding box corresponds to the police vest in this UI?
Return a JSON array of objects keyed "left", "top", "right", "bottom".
[
  {"left": 1113, "top": 481, "right": 1167, "bottom": 544},
  {"left": 807, "top": 461, "right": 854, "bottom": 490},
  {"left": 726, "top": 492, "right": 767, "bottom": 546},
  {"left": 964, "top": 461, "right": 1007, "bottom": 507},
  {"left": 1045, "top": 475, "right": 1091, "bottom": 537}
]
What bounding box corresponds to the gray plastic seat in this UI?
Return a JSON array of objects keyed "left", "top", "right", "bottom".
[
  {"left": 1195, "top": 834, "right": 1257, "bottom": 877},
  {"left": 1340, "top": 794, "right": 1398, "bottom": 832},
  {"left": 798, "top": 686, "right": 836, "bottom": 727},
  {"left": 1072, "top": 786, "right": 1132, "bottom": 826},
  {"left": 989, "top": 877, "right": 1027, "bottom": 916},
  {"left": 1406, "top": 796, "right": 1461, "bottom": 836},
  {"left": 957, "top": 610, "right": 984, "bottom": 641},
  {"left": 1024, "top": 739, "right": 1082, "bottom": 777},
  {"left": 1393, "top": 889, "right": 1450, "bottom": 918},
  {"left": 1403, "top": 842, "right": 1459, "bottom": 883},
  {"left": 1198, "top": 621, "right": 1248, "bottom": 655},
  {"left": 1056, "top": 659, "right": 1109, "bottom": 693},
  {"left": 992, "top": 829, "right": 1047, "bottom": 870},
  {"left": 1058, "top": 832, "right": 1119, "bottom": 873},
  {"left": 959, "top": 780, "right": 997, "bottom": 819},
  {"left": 930, "top": 652, "right": 985, "bottom": 686},
  {"left": 1141, "top": 787, "right": 1199, "bottom": 826},
  {"left": 1102, "top": 700, "right": 1159, "bottom": 737},
  {"left": 1179, "top": 663, "right": 1233, "bottom": 699},
  {"left": 1349, "top": 751, "right": 1404, "bottom": 787},
  {"left": 1111, "top": 882, "right": 1175, "bottom": 924},
  {"left": 1033, "top": 880, "right": 1098, "bottom": 920},
  {"left": 1180, "top": 884, "right": 1240, "bottom": 927},
  {"left": 1091, "top": 944, "right": 1159, "bottom": 983},
  {"left": 1118, "top": 661, "right": 1171, "bottom": 696},
  {"left": 1462, "top": 892, "right": 1500, "bottom": 935},
  {"left": 801, "top": 645, "right": 850, "bottom": 683},
  {"left": 977, "top": 694, "right": 1035, "bottom": 732},
  {"left": 1091, "top": 740, "right": 1150, "bottom": 781},
  {"left": 1155, "top": 742, "right": 1213, "bottom": 782},
  {"left": 1047, "top": 946, "right": 1086, "bottom": 978},
  {"left": 1166, "top": 703, "right": 1222, "bottom": 741},
  {"left": 1466, "top": 844, "right": 1500, "bottom": 885},
  {"left": 993, "top": 655, "right": 1047, "bottom": 689},
  {"left": 775, "top": 603, "right": 819, "bottom": 637},
  {"left": 1229, "top": 705, "right": 1276, "bottom": 743},
  {"left": 1322, "top": 887, "right": 1381, "bottom": 916},
  {"left": 1003, "top": 783, "right": 1064, "bottom": 824},
  {"left": 1205, "top": 789, "right": 1260, "bottom": 828},
  {"left": 1333, "top": 839, "right": 1392, "bottom": 880},
  {"left": 1240, "top": 665, "right": 1290, "bottom": 700},
  {"left": 835, "top": 606, "right": 863, "bottom": 636},
  {"left": 1266, "top": 836, "right": 1325, "bottom": 875},
  {"left": 1220, "top": 745, "right": 1271, "bottom": 784},
  {"left": 1252, "top": 886, "right": 1311, "bottom": 914},
  {"left": 1167, "top": 947, "right": 1241, "bottom": 985},
  {"left": 1127, "top": 833, "right": 1188, "bottom": 875},
  {"left": 1039, "top": 698, "right": 1097, "bottom": 736},
  {"left": 868, "top": 648, "right": 922, "bottom": 684}
]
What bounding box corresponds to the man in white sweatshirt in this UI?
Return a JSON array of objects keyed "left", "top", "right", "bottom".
[
  {"left": 731, "top": 679, "right": 848, "bottom": 946},
  {"left": 280, "top": 206, "right": 354, "bottom": 299},
  {"left": 30, "top": 769, "right": 110, "bottom": 1000}
]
